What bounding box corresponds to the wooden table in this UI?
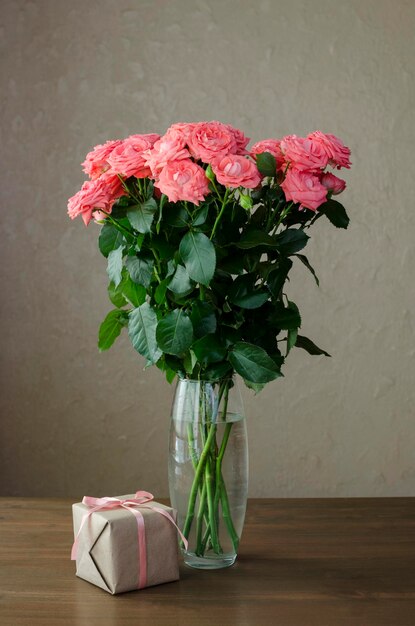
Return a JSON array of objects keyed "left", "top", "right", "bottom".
[{"left": 1, "top": 498, "right": 415, "bottom": 625}]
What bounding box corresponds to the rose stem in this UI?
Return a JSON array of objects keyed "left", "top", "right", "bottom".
[
  {"left": 213, "top": 383, "right": 240, "bottom": 552},
  {"left": 181, "top": 381, "right": 227, "bottom": 547},
  {"left": 220, "top": 474, "right": 239, "bottom": 552},
  {"left": 195, "top": 481, "right": 207, "bottom": 555},
  {"left": 181, "top": 423, "right": 217, "bottom": 545},
  {"left": 204, "top": 449, "right": 221, "bottom": 553}
]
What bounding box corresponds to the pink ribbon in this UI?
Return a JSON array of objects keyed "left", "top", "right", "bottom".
[{"left": 71, "top": 490, "right": 187, "bottom": 589}]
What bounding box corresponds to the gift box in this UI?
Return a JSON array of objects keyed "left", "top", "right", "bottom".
[{"left": 71, "top": 491, "right": 182, "bottom": 594}]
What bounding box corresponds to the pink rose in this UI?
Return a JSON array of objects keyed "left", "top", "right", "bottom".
[
  {"left": 226, "top": 124, "right": 250, "bottom": 155},
  {"left": 280, "top": 134, "right": 328, "bottom": 172},
  {"left": 68, "top": 178, "right": 114, "bottom": 226},
  {"left": 188, "top": 121, "right": 237, "bottom": 163},
  {"left": 100, "top": 171, "right": 127, "bottom": 199},
  {"left": 211, "top": 154, "right": 261, "bottom": 189},
  {"left": 156, "top": 159, "right": 210, "bottom": 205},
  {"left": 250, "top": 139, "right": 285, "bottom": 170},
  {"left": 320, "top": 172, "right": 346, "bottom": 195},
  {"left": 68, "top": 174, "right": 125, "bottom": 225},
  {"left": 129, "top": 133, "right": 160, "bottom": 144},
  {"left": 166, "top": 122, "right": 196, "bottom": 142},
  {"left": 307, "top": 131, "right": 351, "bottom": 169},
  {"left": 280, "top": 169, "right": 327, "bottom": 211},
  {"left": 107, "top": 133, "right": 160, "bottom": 178},
  {"left": 145, "top": 129, "right": 190, "bottom": 176},
  {"left": 82, "top": 139, "right": 122, "bottom": 179}
]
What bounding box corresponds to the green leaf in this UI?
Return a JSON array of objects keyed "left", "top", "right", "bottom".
[
  {"left": 151, "top": 235, "right": 175, "bottom": 260},
  {"left": 257, "top": 261, "right": 275, "bottom": 280},
  {"left": 295, "top": 254, "right": 320, "bottom": 286},
  {"left": 183, "top": 349, "right": 198, "bottom": 375},
  {"left": 250, "top": 204, "right": 267, "bottom": 227},
  {"left": 164, "top": 355, "right": 185, "bottom": 374},
  {"left": 179, "top": 231, "right": 216, "bottom": 287},
  {"left": 267, "top": 258, "right": 293, "bottom": 299},
  {"left": 218, "top": 254, "right": 246, "bottom": 275},
  {"left": 256, "top": 151, "right": 277, "bottom": 177},
  {"left": 295, "top": 334, "right": 331, "bottom": 357},
  {"left": 243, "top": 379, "right": 265, "bottom": 394},
  {"left": 235, "top": 229, "right": 275, "bottom": 249},
  {"left": 168, "top": 265, "right": 194, "bottom": 295},
  {"left": 108, "top": 270, "right": 145, "bottom": 308},
  {"left": 108, "top": 281, "right": 127, "bottom": 308},
  {"left": 318, "top": 199, "right": 350, "bottom": 229},
  {"left": 274, "top": 229, "right": 309, "bottom": 255},
  {"left": 125, "top": 255, "right": 154, "bottom": 288},
  {"left": 190, "top": 301, "right": 217, "bottom": 338},
  {"left": 273, "top": 302, "right": 301, "bottom": 330},
  {"left": 111, "top": 200, "right": 129, "bottom": 219},
  {"left": 127, "top": 198, "right": 157, "bottom": 234},
  {"left": 203, "top": 361, "right": 233, "bottom": 381},
  {"left": 221, "top": 326, "right": 242, "bottom": 347},
  {"left": 192, "top": 334, "right": 227, "bottom": 365},
  {"left": 99, "top": 223, "right": 125, "bottom": 258},
  {"left": 122, "top": 277, "right": 146, "bottom": 307},
  {"left": 229, "top": 342, "right": 282, "bottom": 383},
  {"left": 156, "top": 309, "right": 193, "bottom": 356},
  {"left": 98, "top": 309, "right": 127, "bottom": 351},
  {"left": 165, "top": 368, "right": 177, "bottom": 384},
  {"left": 107, "top": 247, "right": 123, "bottom": 288},
  {"left": 145, "top": 180, "right": 154, "bottom": 200},
  {"left": 286, "top": 328, "right": 298, "bottom": 354},
  {"left": 165, "top": 204, "right": 189, "bottom": 228},
  {"left": 228, "top": 275, "right": 269, "bottom": 309},
  {"left": 192, "top": 205, "right": 209, "bottom": 227},
  {"left": 154, "top": 279, "right": 169, "bottom": 305},
  {"left": 128, "top": 302, "right": 162, "bottom": 364},
  {"left": 135, "top": 233, "right": 145, "bottom": 251},
  {"left": 166, "top": 260, "right": 176, "bottom": 278}
]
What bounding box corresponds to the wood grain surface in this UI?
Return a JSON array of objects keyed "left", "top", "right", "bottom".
[{"left": 1, "top": 498, "right": 415, "bottom": 626}]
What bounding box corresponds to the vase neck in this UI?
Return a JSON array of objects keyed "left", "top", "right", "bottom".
[{"left": 172, "top": 377, "right": 244, "bottom": 424}]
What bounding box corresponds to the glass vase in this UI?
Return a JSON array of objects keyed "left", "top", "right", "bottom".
[{"left": 168, "top": 377, "right": 248, "bottom": 569}]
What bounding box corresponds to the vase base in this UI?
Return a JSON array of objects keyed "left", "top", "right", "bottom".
[{"left": 183, "top": 552, "right": 237, "bottom": 570}]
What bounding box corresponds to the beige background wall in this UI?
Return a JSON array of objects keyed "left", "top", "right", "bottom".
[{"left": 1, "top": 0, "right": 414, "bottom": 498}]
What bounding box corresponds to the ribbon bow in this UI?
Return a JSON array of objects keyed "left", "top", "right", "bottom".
[{"left": 71, "top": 490, "right": 187, "bottom": 589}]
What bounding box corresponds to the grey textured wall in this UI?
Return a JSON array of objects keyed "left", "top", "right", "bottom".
[{"left": 1, "top": 0, "right": 414, "bottom": 497}]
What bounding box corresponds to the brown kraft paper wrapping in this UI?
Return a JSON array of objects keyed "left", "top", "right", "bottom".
[{"left": 72, "top": 495, "right": 179, "bottom": 594}]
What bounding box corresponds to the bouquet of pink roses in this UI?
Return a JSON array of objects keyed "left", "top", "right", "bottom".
[
  {"left": 68, "top": 120, "right": 351, "bottom": 561},
  {"left": 68, "top": 120, "right": 350, "bottom": 389}
]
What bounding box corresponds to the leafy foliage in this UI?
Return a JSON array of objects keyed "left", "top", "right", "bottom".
[
  {"left": 156, "top": 309, "right": 193, "bottom": 356},
  {"left": 128, "top": 302, "right": 161, "bottom": 364},
  {"left": 256, "top": 152, "right": 277, "bottom": 177},
  {"left": 127, "top": 198, "right": 157, "bottom": 233},
  {"left": 94, "top": 164, "right": 348, "bottom": 390},
  {"left": 273, "top": 229, "right": 309, "bottom": 255},
  {"left": 318, "top": 199, "right": 350, "bottom": 229},
  {"left": 99, "top": 223, "right": 125, "bottom": 257},
  {"left": 295, "top": 334, "right": 331, "bottom": 357},
  {"left": 179, "top": 231, "right": 216, "bottom": 287},
  {"left": 125, "top": 255, "right": 154, "bottom": 288},
  {"left": 106, "top": 247, "right": 123, "bottom": 287},
  {"left": 229, "top": 342, "right": 282, "bottom": 383},
  {"left": 295, "top": 254, "right": 320, "bottom": 286},
  {"left": 168, "top": 265, "right": 194, "bottom": 295},
  {"left": 99, "top": 309, "right": 128, "bottom": 351}
]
